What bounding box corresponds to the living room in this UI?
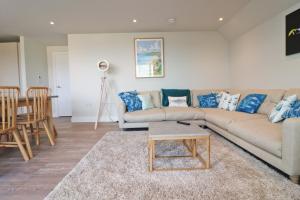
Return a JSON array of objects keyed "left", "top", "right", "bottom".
[{"left": 0, "top": 0, "right": 300, "bottom": 199}]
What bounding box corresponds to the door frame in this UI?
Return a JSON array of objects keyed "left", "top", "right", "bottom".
[{"left": 47, "top": 46, "right": 69, "bottom": 117}]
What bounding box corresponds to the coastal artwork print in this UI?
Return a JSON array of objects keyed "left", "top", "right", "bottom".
[
  {"left": 135, "top": 38, "right": 164, "bottom": 78},
  {"left": 286, "top": 8, "right": 300, "bottom": 56}
]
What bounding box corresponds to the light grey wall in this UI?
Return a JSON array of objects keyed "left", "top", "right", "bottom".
[
  {"left": 24, "top": 37, "right": 49, "bottom": 87},
  {"left": 68, "top": 32, "right": 230, "bottom": 122},
  {"left": 229, "top": 2, "right": 300, "bottom": 89},
  {"left": 0, "top": 42, "right": 20, "bottom": 86}
]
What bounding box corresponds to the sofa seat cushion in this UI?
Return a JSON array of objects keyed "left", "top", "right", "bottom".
[
  {"left": 204, "top": 108, "right": 265, "bottom": 130},
  {"left": 228, "top": 118, "right": 282, "bottom": 157},
  {"left": 124, "top": 108, "right": 165, "bottom": 123},
  {"left": 163, "top": 107, "right": 204, "bottom": 121}
]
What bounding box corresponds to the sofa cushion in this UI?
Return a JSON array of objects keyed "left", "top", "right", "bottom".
[
  {"left": 137, "top": 94, "right": 155, "bottom": 110},
  {"left": 283, "top": 100, "right": 300, "bottom": 119},
  {"left": 161, "top": 89, "right": 191, "bottom": 107},
  {"left": 118, "top": 91, "right": 142, "bottom": 112},
  {"left": 228, "top": 118, "right": 282, "bottom": 157},
  {"left": 163, "top": 107, "right": 204, "bottom": 121},
  {"left": 197, "top": 93, "right": 218, "bottom": 108},
  {"left": 168, "top": 96, "right": 188, "bottom": 107},
  {"left": 218, "top": 92, "right": 240, "bottom": 111},
  {"left": 192, "top": 89, "right": 224, "bottom": 107},
  {"left": 228, "top": 89, "right": 286, "bottom": 116},
  {"left": 284, "top": 88, "right": 300, "bottom": 99},
  {"left": 269, "top": 95, "right": 297, "bottom": 123},
  {"left": 139, "top": 91, "right": 161, "bottom": 108},
  {"left": 236, "top": 94, "right": 267, "bottom": 114},
  {"left": 204, "top": 108, "right": 265, "bottom": 130},
  {"left": 124, "top": 108, "right": 165, "bottom": 122}
]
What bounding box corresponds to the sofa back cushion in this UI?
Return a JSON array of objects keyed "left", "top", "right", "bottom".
[
  {"left": 161, "top": 89, "right": 191, "bottom": 107},
  {"left": 284, "top": 88, "right": 300, "bottom": 99},
  {"left": 139, "top": 91, "right": 161, "bottom": 108},
  {"left": 228, "top": 89, "right": 285, "bottom": 116},
  {"left": 191, "top": 89, "right": 225, "bottom": 107}
]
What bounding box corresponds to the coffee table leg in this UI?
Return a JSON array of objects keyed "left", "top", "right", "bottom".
[
  {"left": 149, "top": 140, "right": 153, "bottom": 172},
  {"left": 206, "top": 136, "right": 211, "bottom": 169},
  {"left": 153, "top": 140, "right": 155, "bottom": 159},
  {"left": 192, "top": 139, "right": 197, "bottom": 158}
]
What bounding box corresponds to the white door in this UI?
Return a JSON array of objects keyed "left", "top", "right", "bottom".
[{"left": 53, "top": 52, "right": 72, "bottom": 116}]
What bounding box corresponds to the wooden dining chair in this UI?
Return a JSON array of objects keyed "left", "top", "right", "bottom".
[
  {"left": 0, "top": 86, "right": 31, "bottom": 161},
  {"left": 17, "top": 87, "right": 55, "bottom": 147}
]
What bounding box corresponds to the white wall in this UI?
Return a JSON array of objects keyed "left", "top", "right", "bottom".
[
  {"left": 68, "top": 32, "right": 229, "bottom": 122},
  {"left": 0, "top": 42, "right": 20, "bottom": 86},
  {"left": 24, "top": 37, "right": 49, "bottom": 87},
  {"left": 229, "top": 2, "right": 300, "bottom": 89}
]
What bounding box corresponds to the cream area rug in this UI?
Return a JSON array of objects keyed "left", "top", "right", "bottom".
[{"left": 45, "top": 131, "right": 300, "bottom": 200}]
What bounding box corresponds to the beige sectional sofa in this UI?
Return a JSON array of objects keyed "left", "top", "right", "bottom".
[{"left": 117, "top": 88, "right": 300, "bottom": 183}]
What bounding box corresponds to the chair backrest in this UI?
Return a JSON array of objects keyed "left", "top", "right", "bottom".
[
  {"left": 0, "top": 87, "right": 19, "bottom": 132},
  {"left": 26, "top": 87, "right": 49, "bottom": 121}
]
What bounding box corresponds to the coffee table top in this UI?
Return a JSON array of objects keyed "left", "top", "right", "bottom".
[{"left": 149, "top": 121, "right": 210, "bottom": 140}]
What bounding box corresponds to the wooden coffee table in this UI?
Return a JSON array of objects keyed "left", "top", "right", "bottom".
[{"left": 148, "top": 121, "right": 211, "bottom": 172}]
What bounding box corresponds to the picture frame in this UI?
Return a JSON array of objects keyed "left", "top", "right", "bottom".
[
  {"left": 134, "top": 38, "right": 164, "bottom": 78},
  {"left": 286, "top": 8, "right": 300, "bottom": 56}
]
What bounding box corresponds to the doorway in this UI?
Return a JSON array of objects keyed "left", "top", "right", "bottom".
[{"left": 51, "top": 51, "right": 72, "bottom": 117}]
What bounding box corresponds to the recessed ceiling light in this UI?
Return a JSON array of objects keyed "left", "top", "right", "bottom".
[
  {"left": 50, "top": 21, "right": 55, "bottom": 25},
  {"left": 132, "top": 19, "right": 137, "bottom": 23},
  {"left": 168, "top": 18, "right": 176, "bottom": 24},
  {"left": 219, "top": 17, "right": 223, "bottom": 22}
]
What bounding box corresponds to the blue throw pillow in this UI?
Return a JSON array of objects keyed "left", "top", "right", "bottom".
[
  {"left": 236, "top": 94, "right": 267, "bottom": 114},
  {"left": 283, "top": 100, "right": 300, "bottom": 119},
  {"left": 118, "top": 91, "right": 142, "bottom": 112},
  {"left": 198, "top": 93, "right": 218, "bottom": 108},
  {"left": 161, "top": 89, "right": 191, "bottom": 107}
]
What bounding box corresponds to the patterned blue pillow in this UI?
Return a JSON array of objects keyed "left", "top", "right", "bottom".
[
  {"left": 237, "top": 94, "right": 267, "bottom": 114},
  {"left": 198, "top": 93, "right": 218, "bottom": 108},
  {"left": 118, "top": 91, "right": 142, "bottom": 112},
  {"left": 283, "top": 100, "right": 300, "bottom": 119}
]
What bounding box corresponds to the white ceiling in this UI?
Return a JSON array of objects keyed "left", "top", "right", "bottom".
[{"left": 0, "top": 0, "right": 299, "bottom": 45}]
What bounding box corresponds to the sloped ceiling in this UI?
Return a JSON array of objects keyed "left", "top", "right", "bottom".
[{"left": 218, "top": 0, "right": 300, "bottom": 40}]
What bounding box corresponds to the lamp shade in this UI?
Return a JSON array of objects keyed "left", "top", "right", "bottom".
[{"left": 97, "top": 60, "right": 110, "bottom": 72}]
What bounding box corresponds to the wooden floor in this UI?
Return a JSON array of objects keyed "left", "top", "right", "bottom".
[{"left": 0, "top": 117, "right": 119, "bottom": 200}]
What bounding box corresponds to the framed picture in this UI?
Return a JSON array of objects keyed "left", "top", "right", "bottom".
[
  {"left": 134, "top": 38, "right": 164, "bottom": 78},
  {"left": 286, "top": 8, "right": 300, "bottom": 56}
]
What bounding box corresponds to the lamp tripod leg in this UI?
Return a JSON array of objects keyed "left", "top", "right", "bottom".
[{"left": 94, "top": 78, "right": 106, "bottom": 130}]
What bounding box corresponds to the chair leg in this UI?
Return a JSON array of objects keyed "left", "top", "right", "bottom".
[
  {"left": 12, "top": 130, "right": 29, "bottom": 161},
  {"left": 21, "top": 126, "right": 33, "bottom": 159},
  {"left": 42, "top": 121, "right": 55, "bottom": 146},
  {"left": 53, "top": 125, "right": 58, "bottom": 138},
  {"left": 35, "top": 122, "right": 40, "bottom": 146},
  {"left": 29, "top": 124, "right": 34, "bottom": 140}
]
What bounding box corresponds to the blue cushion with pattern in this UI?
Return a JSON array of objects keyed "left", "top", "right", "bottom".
[
  {"left": 198, "top": 93, "right": 218, "bottom": 108},
  {"left": 118, "top": 91, "right": 142, "bottom": 112},
  {"left": 236, "top": 94, "right": 267, "bottom": 114},
  {"left": 283, "top": 100, "right": 300, "bottom": 119}
]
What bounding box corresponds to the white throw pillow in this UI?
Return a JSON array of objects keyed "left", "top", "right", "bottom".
[
  {"left": 218, "top": 92, "right": 230, "bottom": 109},
  {"left": 228, "top": 94, "right": 241, "bottom": 111},
  {"left": 268, "top": 94, "right": 297, "bottom": 123},
  {"left": 168, "top": 96, "right": 188, "bottom": 107},
  {"left": 218, "top": 92, "right": 240, "bottom": 111},
  {"left": 137, "top": 94, "right": 154, "bottom": 110}
]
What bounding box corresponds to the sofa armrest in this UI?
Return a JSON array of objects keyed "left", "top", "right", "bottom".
[
  {"left": 282, "top": 118, "right": 300, "bottom": 175},
  {"left": 117, "top": 98, "right": 126, "bottom": 128}
]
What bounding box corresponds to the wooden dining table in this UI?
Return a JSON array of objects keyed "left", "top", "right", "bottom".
[{"left": 17, "top": 96, "right": 58, "bottom": 137}]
